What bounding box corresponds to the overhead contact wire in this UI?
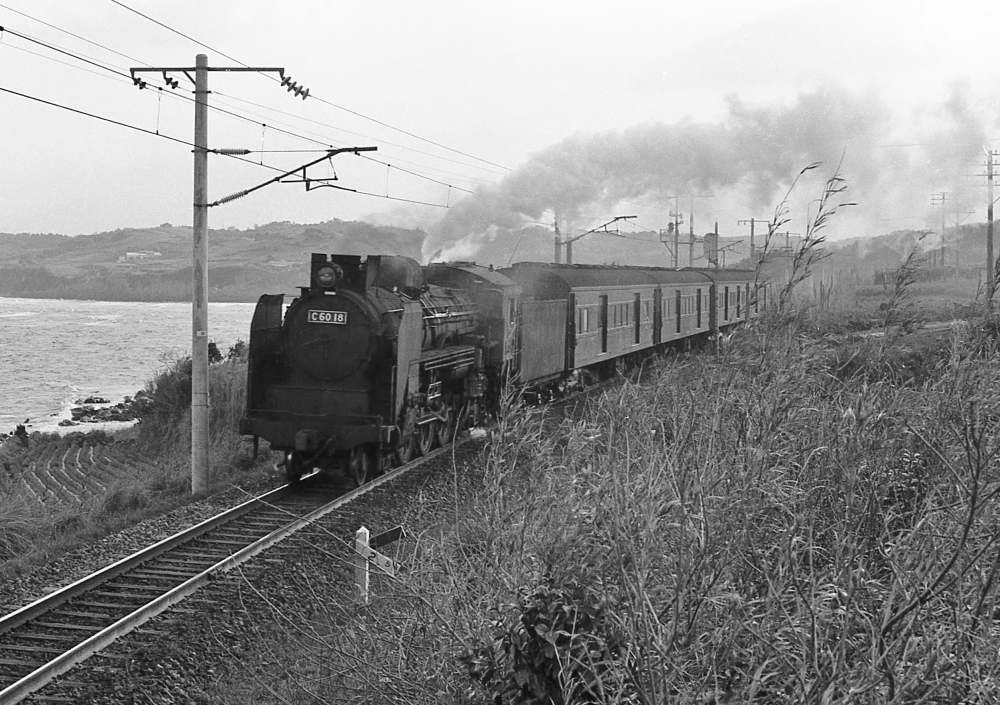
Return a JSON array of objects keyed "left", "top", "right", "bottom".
[
  {"left": 0, "top": 85, "right": 450, "bottom": 208},
  {"left": 108, "top": 0, "right": 510, "bottom": 172}
]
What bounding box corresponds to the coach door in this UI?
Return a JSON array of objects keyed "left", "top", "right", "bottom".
[
  {"left": 599, "top": 295, "right": 608, "bottom": 353},
  {"left": 566, "top": 293, "right": 576, "bottom": 369},
  {"left": 652, "top": 288, "right": 662, "bottom": 344},
  {"left": 633, "top": 293, "right": 641, "bottom": 344}
]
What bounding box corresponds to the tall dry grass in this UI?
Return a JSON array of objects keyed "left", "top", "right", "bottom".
[{"left": 208, "top": 308, "right": 1000, "bottom": 704}]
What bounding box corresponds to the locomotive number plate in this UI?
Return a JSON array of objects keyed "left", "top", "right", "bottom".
[{"left": 308, "top": 310, "right": 347, "bottom": 325}]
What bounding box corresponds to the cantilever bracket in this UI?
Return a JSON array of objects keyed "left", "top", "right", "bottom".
[{"left": 210, "top": 146, "right": 377, "bottom": 206}]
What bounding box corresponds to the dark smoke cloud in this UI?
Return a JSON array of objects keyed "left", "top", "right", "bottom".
[{"left": 425, "top": 83, "right": 895, "bottom": 261}]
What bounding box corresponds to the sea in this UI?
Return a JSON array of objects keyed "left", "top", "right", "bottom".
[{"left": 0, "top": 297, "right": 258, "bottom": 435}]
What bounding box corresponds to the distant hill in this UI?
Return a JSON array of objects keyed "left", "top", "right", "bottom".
[
  {"left": 0, "top": 220, "right": 426, "bottom": 302},
  {"left": 1, "top": 218, "right": 994, "bottom": 302}
]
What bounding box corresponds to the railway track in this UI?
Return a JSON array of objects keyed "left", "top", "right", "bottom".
[{"left": 0, "top": 459, "right": 420, "bottom": 704}]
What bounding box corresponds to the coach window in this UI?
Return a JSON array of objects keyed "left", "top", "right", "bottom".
[
  {"left": 675, "top": 290, "right": 682, "bottom": 334},
  {"left": 508, "top": 299, "right": 516, "bottom": 325},
  {"left": 724, "top": 286, "right": 730, "bottom": 321},
  {"left": 736, "top": 286, "right": 741, "bottom": 318},
  {"left": 696, "top": 288, "right": 702, "bottom": 328}
]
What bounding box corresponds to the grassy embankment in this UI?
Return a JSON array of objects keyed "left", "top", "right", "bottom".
[
  {"left": 206, "top": 274, "right": 1000, "bottom": 703},
  {"left": 0, "top": 345, "right": 274, "bottom": 578}
]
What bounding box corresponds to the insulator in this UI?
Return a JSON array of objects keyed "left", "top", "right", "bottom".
[
  {"left": 281, "top": 75, "right": 292, "bottom": 87},
  {"left": 214, "top": 148, "right": 252, "bottom": 155},
  {"left": 215, "top": 190, "right": 249, "bottom": 205},
  {"left": 300, "top": 88, "right": 309, "bottom": 100}
]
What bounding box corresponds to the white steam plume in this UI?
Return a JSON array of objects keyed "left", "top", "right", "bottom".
[{"left": 423, "top": 82, "right": 995, "bottom": 263}]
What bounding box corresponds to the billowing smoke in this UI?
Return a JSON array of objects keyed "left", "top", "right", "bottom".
[{"left": 423, "top": 82, "right": 995, "bottom": 264}]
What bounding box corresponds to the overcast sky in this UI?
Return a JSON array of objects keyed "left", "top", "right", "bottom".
[{"left": 2, "top": 0, "right": 1000, "bottom": 256}]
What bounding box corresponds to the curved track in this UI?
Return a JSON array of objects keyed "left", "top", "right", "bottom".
[{"left": 0, "top": 460, "right": 420, "bottom": 703}]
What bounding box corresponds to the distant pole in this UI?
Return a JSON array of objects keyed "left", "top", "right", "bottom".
[
  {"left": 192, "top": 54, "right": 210, "bottom": 494},
  {"left": 554, "top": 217, "right": 561, "bottom": 264},
  {"left": 738, "top": 217, "right": 763, "bottom": 264},
  {"left": 713, "top": 221, "right": 720, "bottom": 353},
  {"left": 566, "top": 225, "right": 574, "bottom": 265},
  {"left": 688, "top": 198, "right": 695, "bottom": 267},
  {"left": 989, "top": 149, "right": 995, "bottom": 308},
  {"left": 932, "top": 192, "right": 948, "bottom": 272}
]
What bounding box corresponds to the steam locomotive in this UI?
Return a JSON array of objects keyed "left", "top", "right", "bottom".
[{"left": 239, "top": 253, "right": 765, "bottom": 483}]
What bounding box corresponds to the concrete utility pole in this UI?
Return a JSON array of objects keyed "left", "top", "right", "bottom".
[
  {"left": 191, "top": 55, "right": 209, "bottom": 494},
  {"left": 688, "top": 199, "right": 695, "bottom": 267},
  {"left": 932, "top": 192, "right": 948, "bottom": 270},
  {"left": 738, "top": 217, "right": 765, "bottom": 263},
  {"left": 952, "top": 206, "right": 975, "bottom": 272},
  {"left": 988, "top": 149, "right": 996, "bottom": 308},
  {"left": 554, "top": 217, "right": 562, "bottom": 264},
  {"left": 130, "top": 55, "right": 350, "bottom": 494}
]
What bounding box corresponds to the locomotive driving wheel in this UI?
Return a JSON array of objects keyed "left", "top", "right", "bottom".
[
  {"left": 395, "top": 432, "right": 416, "bottom": 465},
  {"left": 417, "top": 421, "right": 437, "bottom": 456},
  {"left": 436, "top": 408, "right": 455, "bottom": 446},
  {"left": 346, "top": 446, "right": 371, "bottom": 487},
  {"left": 283, "top": 451, "right": 305, "bottom": 483}
]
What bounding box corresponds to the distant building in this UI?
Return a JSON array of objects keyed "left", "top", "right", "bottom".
[{"left": 118, "top": 251, "right": 162, "bottom": 261}]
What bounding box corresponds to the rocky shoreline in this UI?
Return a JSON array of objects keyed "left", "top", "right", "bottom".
[
  {"left": 61, "top": 390, "right": 153, "bottom": 427},
  {"left": 1, "top": 391, "right": 153, "bottom": 444}
]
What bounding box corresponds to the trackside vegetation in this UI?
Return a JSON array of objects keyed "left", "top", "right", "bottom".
[
  {"left": 204, "top": 287, "right": 1000, "bottom": 703},
  {"left": 0, "top": 343, "right": 274, "bottom": 576}
]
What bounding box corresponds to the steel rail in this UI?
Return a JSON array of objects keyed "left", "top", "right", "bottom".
[
  {"left": 0, "top": 468, "right": 328, "bottom": 705},
  {"left": 0, "top": 462, "right": 412, "bottom": 703},
  {"left": 0, "top": 479, "right": 302, "bottom": 637},
  {"left": 1, "top": 427, "right": 471, "bottom": 703}
]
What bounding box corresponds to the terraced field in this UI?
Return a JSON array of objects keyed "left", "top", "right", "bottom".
[{"left": 0, "top": 433, "right": 155, "bottom": 509}]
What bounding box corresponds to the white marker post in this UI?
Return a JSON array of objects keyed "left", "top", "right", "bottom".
[
  {"left": 355, "top": 526, "right": 371, "bottom": 604},
  {"left": 354, "top": 525, "right": 406, "bottom": 605}
]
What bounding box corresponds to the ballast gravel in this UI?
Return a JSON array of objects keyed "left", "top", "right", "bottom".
[{"left": 0, "top": 475, "right": 280, "bottom": 616}]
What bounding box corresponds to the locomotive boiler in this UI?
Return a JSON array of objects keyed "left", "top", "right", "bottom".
[{"left": 239, "top": 253, "right": 518, "bottom": 483}]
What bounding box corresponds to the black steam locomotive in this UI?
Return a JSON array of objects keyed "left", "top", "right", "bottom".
[{"left": 240, "top": 253, "right": 764, "bottom": 483}]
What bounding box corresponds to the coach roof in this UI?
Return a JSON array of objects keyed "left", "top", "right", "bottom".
[{"left": 502, "top": 262, "right": 716, "bottom": 299}]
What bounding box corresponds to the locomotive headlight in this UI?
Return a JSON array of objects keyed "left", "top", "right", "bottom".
[{"left": 314, "top": 263, "right": 342, "bottom": 289}]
